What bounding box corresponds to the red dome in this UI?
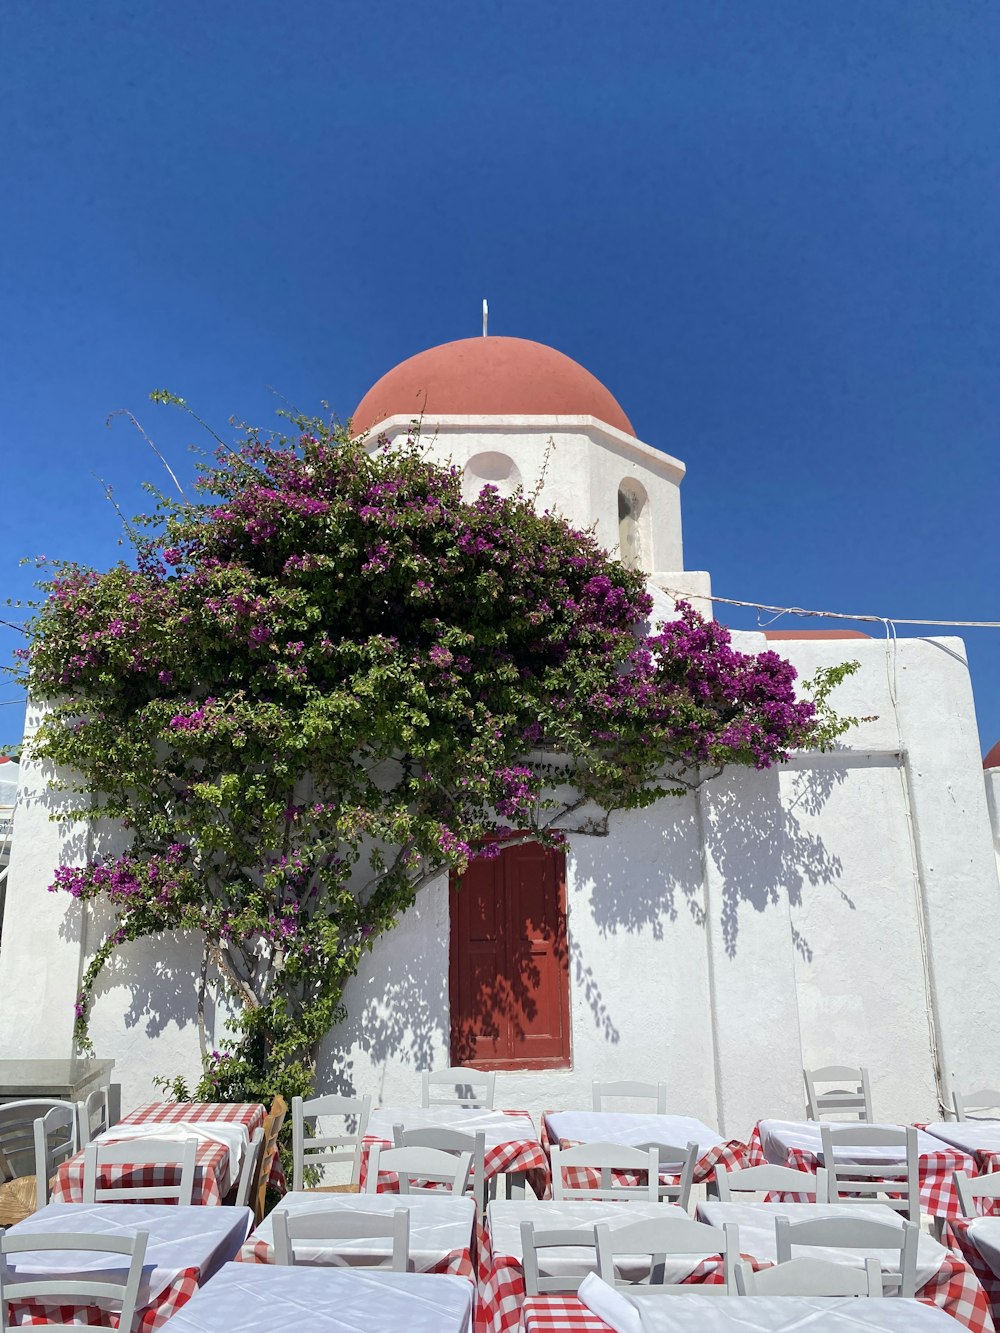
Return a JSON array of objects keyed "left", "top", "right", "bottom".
[
  {"left": 984, "top": 740, "right": 1000, "bottom": 770},
  {"left": 352, "top": 336, "right": 634, "bottom": 438}
]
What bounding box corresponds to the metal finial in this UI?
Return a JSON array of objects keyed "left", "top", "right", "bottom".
[{"left": 482, "top": 299, "right": 488, "bottom": 337}]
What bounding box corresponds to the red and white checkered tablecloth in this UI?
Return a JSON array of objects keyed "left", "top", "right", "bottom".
[
  {"left": 515, "top": 1252, "right": 994, "bottom": 1333},
  {"left": 361, "top": 1110, "right": 549, "bottom": 1199},
  {"left": 6, "top": 1265, "right": 199, "bottom": 1330},
  {"left": 52, "top": 1102, "right": 281, "bottom": 1207},
  {"left": 746, "top": 1121, "right": 974, "bottom": 1220},
  {"left": 539, "top": 1115, "right": 747, "bottom": 1197},
  {"left": 476, "top": 1228, "right": 735, "bottom": 1333},
  {"left": 950, "top": 1219, "right": 1000, "bottom": 1329}
]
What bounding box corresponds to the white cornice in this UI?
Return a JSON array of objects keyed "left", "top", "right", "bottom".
[{"left": 355, "top": 414, "right": 687, "bottom": 483}]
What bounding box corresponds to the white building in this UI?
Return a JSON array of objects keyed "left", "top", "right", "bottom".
[{"left": 1, "top": 333, "right": 998, "bottom": 1133}]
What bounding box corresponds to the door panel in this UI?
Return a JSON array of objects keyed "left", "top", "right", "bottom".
[{"left": 450, "top": 842, "right": 570, "bottom": 1069}]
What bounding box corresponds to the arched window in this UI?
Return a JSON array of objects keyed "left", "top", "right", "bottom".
[
  {"left": 618, "top": 478, "right": 651, "bottom": 571},
  {"left": 462, "top": 451, "right": 522, "bottom": 502}
]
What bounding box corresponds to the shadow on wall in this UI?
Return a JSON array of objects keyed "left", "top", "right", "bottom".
[{"left": 581, "top": 760, "right": 847, "bottom": 965}]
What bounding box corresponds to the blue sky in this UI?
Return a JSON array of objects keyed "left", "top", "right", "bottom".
[{"left": 1, "top": 1, "right": 998, "bottom": 751}]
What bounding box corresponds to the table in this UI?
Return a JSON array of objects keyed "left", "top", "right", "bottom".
[
  {"left": 0, "top": 1058, "right": 115, "bottom": 1105},
  {"left": 53, "top": 1100, "right": 267, "bottom": 1206},
  {"left": 163, "top": 1262, "right": 475, "bottom": 1332},
  {"left": 542, "top": 1111, "right": 747, "bottom": 1190},
  {"left": 926, "top": 1121, "right": 1000, "bottom": 1192},
  {"left": 237, "top": 1189, "right": 476, "bottom": 1278},
  {"left": 481, "top": 1199, "right": 721, "bottom": 1333},
  {"left": 363, "top": 1106, "right": 548, "bottom": 1198},
  {"left": 2, "top": 1201, "right": 251, "bottom": 1330},
  {"left": 748, "top": 1118, "right": 974, "bottom": 1219},
  {"left": 523, "top": 1292, "right": 965, "bottom": 1332},
  {"left": 951, "top": 1218, "right": 1000, "bottom": 1329},
  {"left": 696, "top": 1201, "right": 993, "bottom": 1332}
]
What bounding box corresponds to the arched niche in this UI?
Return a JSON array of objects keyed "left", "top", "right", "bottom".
[
  {"left": 618, "top": 478, "right": 652, "bottom": 572},
  {"left": 462, "top": 451, "right": 523, "bottom": 502}
]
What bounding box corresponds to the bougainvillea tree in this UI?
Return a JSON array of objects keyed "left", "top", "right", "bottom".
[{"left": 17, "top": 404, "right": 856, "bottom": 1102}]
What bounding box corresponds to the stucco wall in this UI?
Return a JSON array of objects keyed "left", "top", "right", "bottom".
[
  {"left": 374, "top": 417, "right": 686, "bottom": 574},
  {"left": 1, "top": 636, "right": 996, "bottom": 1135}
]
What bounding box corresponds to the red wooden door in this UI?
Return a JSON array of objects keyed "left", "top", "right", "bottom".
[{"left": 449, "top": 841, "right": 570, "bottom": 1070}]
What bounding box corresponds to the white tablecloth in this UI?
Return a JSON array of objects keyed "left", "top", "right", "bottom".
[
  {"left": 545, "top": 1112, "right": 724, "bottom": 1155},
  {"left": 925, "top": 1122, "right": 1000, "bottom": 1158},
  {"left": 696, "top": 1201, "right": 948, "bottom": 1291},
  {"left": 4, "top": 1202, "right": 252, "bottom": 1309},
  {"left": 164, "top": 1262, "right": 474, "bottom": 1332},
  {"left": 251, "top": 1190, "right": 476, "bottom": 1268},
  {"left": 966, "top": 1218, "right": 1000, "bottom": 1277},
  {"left": 369, "top": 1105, "right": 538, "bottom": 1148},
  {"left": 487, "top": 1200, "right": 701, "bottom": 1284},
  {"left": 624, "top": 1293, "right": 957, "bottom": 1331},
  {"left": 759, "top": 1119, "right": 943, "bottom": 1164},
  {"left": 98, "top": 1120, "right": 249, "bottom": 1181}
]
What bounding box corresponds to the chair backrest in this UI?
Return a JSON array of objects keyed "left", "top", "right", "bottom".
[
  {"left": 820, "top": 1124, "right": 920, "bottom": 1223},
  {"left": 596, "top": 1217, "right": 740, "bottom": 1293},
  {"left": 954, "top": 1169, "right": 1000, "bottom": 1218},
  {"left": 774, "top": 1214, "right": 919, "bottom": 1298},
  {"left": 421, "top": 1067, "right": 496, "bottom": 1109},
  {"left": 256, "top": 1095, "right": 288, "bottom": 1224},
  {"left": 392, "top": 1124, "right": 487, "bottom": 1209},
  {"left": 550, "top": 1143, "right": 659, "bottom": 1202},
  {"left": 234, "top": 1127, "right": 265, "bottom": 1209},
  {"left": 365, "top": 1143, "right": 472, "bottom": 1195},
  {"left": 804, "top": 1066, "right": 873, "bottom": 1121},
  {"left": 32, "top": 1106, "right": 78, "bottom": 1210},
  {"left": 271, "top": 1206, "right": 410, "bottom": 1270},
  {"left": 76, "top": 1089, "right": 111, "bottom": 1146},
  {"left": 591, "top": 1081, "right": 667, "bottom": 1115},
  {"left": 735, "top": 1255, "right": 882, "bottom": 1297},
  {"left": 0, "top": 1100, "right": 78, "bottom": 1181},
  {"left": 520, "top": 1221, "right": 603, "bottom": 1295},
  {"left": 82, "top": 1137, "right": 197, "bottom": 1204},
  {"left": 635, "top": 1141, "right": 698, "bottom": 1210},
  {"left": 291, "top": 1093, "right": 371, "bottom": 1192},
  {"left": 954, "top": 1089, "right": 1000, "bottom": 1122},
  {"left": 0, "top": 1228, "right": 148, "bottom": 1333},
  {"left": 715, "top": 1164, "right": 830, "bottom": 1203}
]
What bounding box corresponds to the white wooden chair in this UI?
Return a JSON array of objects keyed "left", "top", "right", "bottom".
[
  {"left": 0, "top": 1228, "right": 149, "bottom": 1333},
  {"left": 954, "top": 1089, "right": 1000, "bottom": 1121},
  {"left": 76, "top": 1089, "right": 111, "bottom": 1146},
  {"left": 392, "top": 1123, "right": 489, "bottom": 1210},
  {"left": 520, "top": 1221, "right": 604, "bottom": 1295},
  {"left": 774, "top": 1214, "right": 919, "bottom": 1298},
  {"left": 32, "top": 1106, "right": 78, "bottom": 1210},
  {"left": 271, "top": 1206, "right": 410, "bottom": 1270},
  {"left": 954, "top": 1168, "right": 1000, "bottom": 1217},
  {"left": 233, "top": 1127, "right": 265, "bottom": 1208},
  {"left": 804, "top": 1066, "right": 873, "bottom": 1121},
  {"left": 596, "top": 1216, "right": 740, "bottom": 1293},
  {"left": 0, "top": 1100, "right": 78, "bottom": 1181},
  {"left": 636, "top": 1141, "right": 698, "bottom": 1209},
  {"left": 550, "top": 1143, "right": 660, "bottom": 1202},
  {"left": 591, "top": 1081, "right": 667, "bottom": 1114},
  {"left": 291, "top": 1093, "right": 372, "bottom": 1193},
  {"left": 82, "top": 1138, "right": 197, "bottom": 1204},
  {"left": 364, "top": 1144, "right": 472, "bottom": 1195},
  {"left": 819, "top": 1124, "right": 920, "bottom": 1223},
  {"left": 735, "top": 1255, "right": 883, "bottom": 1296},
  {"left": 715, "top": 1163, "right": 830, "bottom": 1203},
  {"left": 421, "top": 1068, "right": 496, "bottom": 1109}
]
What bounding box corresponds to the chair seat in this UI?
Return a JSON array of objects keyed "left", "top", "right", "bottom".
[
  {"left": 306, "top": 1183, "right": 362, "bottom": 1194},
  {"left": 0, "top": 1175, "right": 38, "bottom": 1226}
]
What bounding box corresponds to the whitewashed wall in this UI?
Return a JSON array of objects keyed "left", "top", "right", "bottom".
[
  {"left": 371, "top": 415, "right": 687, "bottom": 575},
  {"left": 1, "top": 635, "right": 997, "bottom": 1134}
]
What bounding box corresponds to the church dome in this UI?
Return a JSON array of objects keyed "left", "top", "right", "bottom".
[
  {"left": 352, "top": 336, "right": 635, "bottom": 438},
  {"left": 984, "top": 740, "right": 1000, "bottom": 770}
]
